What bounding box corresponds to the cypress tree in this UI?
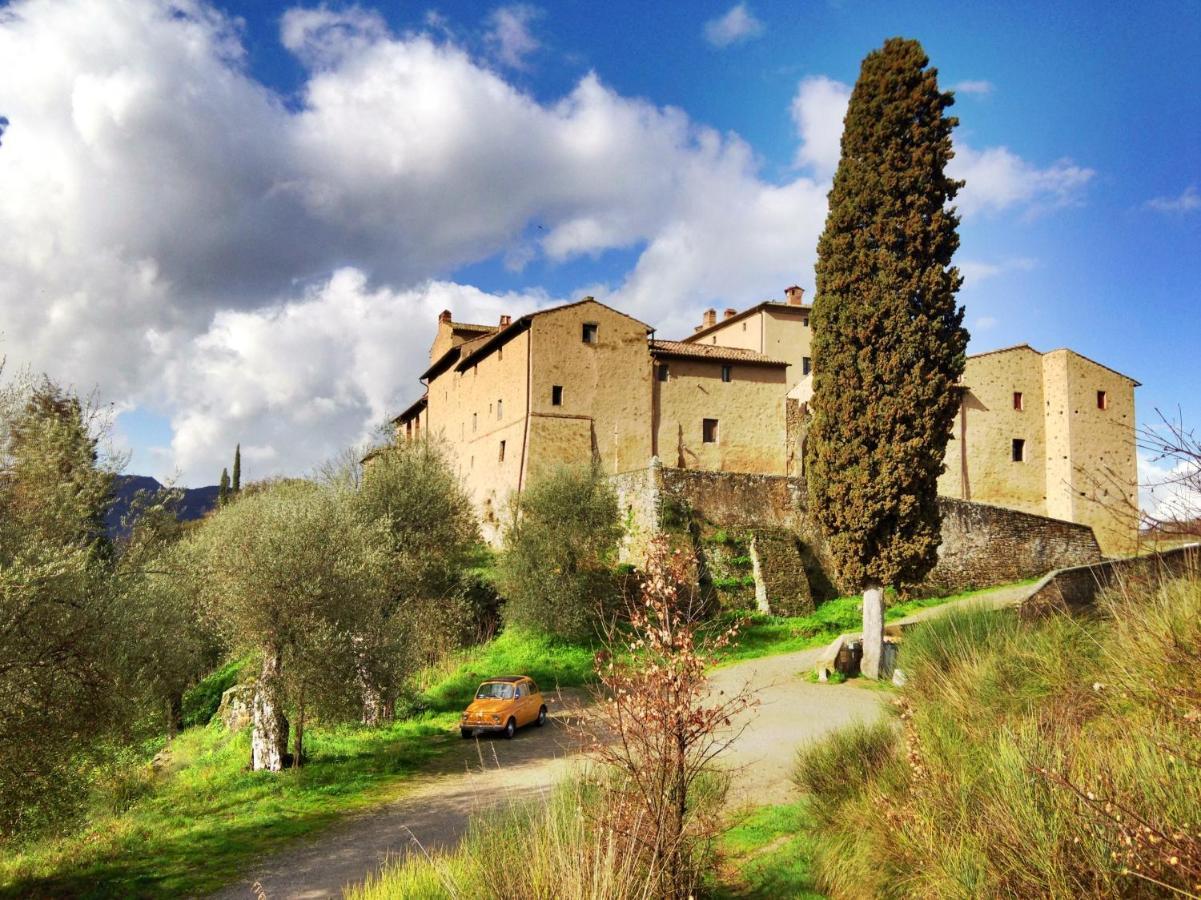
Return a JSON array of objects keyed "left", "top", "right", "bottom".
[
  {"left": 218, "top": 468, "right": 230, "bottom": 507},
  {"left": 232, "top": 444, "right": 241, "bottom": 494},
  {"left": 806, "top": 38, "right": 969, "bottom": 679}
]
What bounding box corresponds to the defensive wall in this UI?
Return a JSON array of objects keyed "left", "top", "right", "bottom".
[{"left": 611, "top": 463, "right": 1104, "bottom": 608}]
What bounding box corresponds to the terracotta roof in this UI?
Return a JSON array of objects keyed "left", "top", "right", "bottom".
[
  {"left": 684, "top": 300, "right": 811, "bottom": 344},
  {"left": 451, "top": 322, "right": 495, "bottom": 335},
  {"left": 650, "top": 340, "right": 788, "bottom": 367},
  {"left": 392, "top": 394, "right": 428, "bottom": 424}
]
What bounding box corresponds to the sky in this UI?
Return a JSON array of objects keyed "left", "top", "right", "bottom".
[{"left": 0, "top": 0, "right": 1197, "bottom": 505}]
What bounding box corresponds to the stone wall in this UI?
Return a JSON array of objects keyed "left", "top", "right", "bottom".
[
  {"left": 610, "top": 465, "right": 1105, "bottom": 601},
  {"left": 1021, "top": 544, "right": 1199, "bottom": 618},
  {"left": 925, "top": 498, "right": 1103, "bottom": 595}
]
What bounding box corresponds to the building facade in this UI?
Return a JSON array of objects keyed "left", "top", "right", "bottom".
[{"left": 385, "top": 289, "right": 1138, "bottom": 555}]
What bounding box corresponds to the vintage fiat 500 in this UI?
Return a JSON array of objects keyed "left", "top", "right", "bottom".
[{"left": 460, "top": 676, "right": 547, "bottom": 739}]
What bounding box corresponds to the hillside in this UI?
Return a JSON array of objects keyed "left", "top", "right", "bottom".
[{"left": 104, "top": 475, "right": 219, "bottom": 537}]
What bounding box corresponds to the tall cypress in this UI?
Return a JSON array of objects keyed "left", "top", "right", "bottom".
[
  {"left": 218, "top": 468, "right": 230, "bottom": 507},
  {"left": 806, "top": 38, "right": 968, "bottom": 679},
  {"left": 232, "top": 444, "right": 241, "bottom": 494}
]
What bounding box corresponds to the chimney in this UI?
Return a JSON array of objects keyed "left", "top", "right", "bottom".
[
  {"left": 703, "top": 308, "right": 717, "bottom": 328},
  {"left": 723, "top": 308, "right": 737, "bottom": 320},
  {"left": 438, "top": 309, "right": 452, "bottom": 324},
  {"left": 785, "top": 285, "right": 805, "bottom": 306},
  {"left": 499, "top": 314, "right": 512, "bottom": 327}
]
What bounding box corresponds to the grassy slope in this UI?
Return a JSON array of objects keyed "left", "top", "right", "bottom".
[
  {"left": 714, "top": 579, "right": 1035, "bottom": 665},
  {"left": 0, "top": 628, "right": 596, "bottom": 900},
  {"left": 714, "top": 802, "right": 826, "bottom": 899},
  {"left": 795, "top": 576, "right": 1201, "bottom": 898}
]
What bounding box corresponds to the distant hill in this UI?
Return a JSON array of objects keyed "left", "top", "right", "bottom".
[{"left": 105, "top": 475, "right": 220, "bottom": 537}]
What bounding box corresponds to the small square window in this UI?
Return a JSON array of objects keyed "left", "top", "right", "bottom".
[
  {"left": 1012, "top": 438, "right": 1025, "bottom": 462},
  {"left": 551, "top": 385, "right": 563, "bottom": 405},
  {"left": 657, "top": 364, "right": 669, "bottom": 382},
  {"left": 721, "top": 365, "right": 731, "bottom": 383},
  {"left": 1013, "top": 391, "right": 1024, "bottom": 411},
  {"left": 702, "top": 418, "right": 719, "bottom": 444},
  {"left": 498, "top": 440, "right": 506, "bottom": 462},
  {"left": 582, "top": 322, "right": 598, "bottom": 344},
  {"left": 1097, "top": 390, "right": 1108, "bottom": 410},
  {"left": 802, "top": 356, "right": 812, "bottom": 376},
  {"left": 802, "top": 315, "right": 810, "bottom": 327}
]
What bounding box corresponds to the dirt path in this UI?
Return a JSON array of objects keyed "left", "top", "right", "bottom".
[{"left": 211, "top": 582, "right": 1032, "bottom": 900}]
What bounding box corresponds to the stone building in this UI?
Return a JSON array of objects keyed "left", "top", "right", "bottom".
[{"left": 384, "top": 289, "right": 1138, "bottom": 555}]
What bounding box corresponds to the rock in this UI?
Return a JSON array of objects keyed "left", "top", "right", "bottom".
[
  {"left": 217, "top": 683, "right": 253, "bottom": 733},
  {"left": 891, "top": 668, "right": 908, "bottom": 687}
]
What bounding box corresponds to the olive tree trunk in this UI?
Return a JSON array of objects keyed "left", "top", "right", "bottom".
[
  {"left": 861, "top": 585, "right": 885, "bottom": 680},
  {"left": 251, "top": 650, "right": 289, "bottom": 771}
]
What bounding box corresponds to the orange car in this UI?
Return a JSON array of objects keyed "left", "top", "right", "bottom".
[{"left": 460, "top": 676, "right": 547, "bottom": 739}]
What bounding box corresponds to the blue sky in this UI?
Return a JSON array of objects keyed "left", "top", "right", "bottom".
[{"left": 0, "top": 0, "right": 1197, "bottom": 492}]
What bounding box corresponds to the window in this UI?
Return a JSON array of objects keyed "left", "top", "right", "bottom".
[
  {"left": 1012, "top": 438, "right": 1025, "bottom": 462},
  {"left": 582, "top": 322, "right": 598, "bottom": 344},
  {"left": 802, "top": 356, "right": 812, "bottom": 376},
  {"left": 498, "top": 440, "right": 506, "bottom": 462},
  {"left": 702, "top": 418, "right": 719, "bottom": 444},
  {"left": 497, "top": 399, "right": 503, "bottom": 420},
  {"left": 551, "top": 385, "right": 563, "bottom": 405},
  {"left": 741, "top": 322, "right": 747, "bottom": 331},
  {"left": 656, "top": 364, "right": 669, "bottom": 382},
  {"left": 498, "top": 347, "right": 503, "bottom": 362},
  {"left": 1097, "top": 390, "right": 1108, "bottom": 410},
  {"left": 1014, "top": 391, "right": 1024, "bottom": 411},
  {"left": 711, "top": 336, "right": 717, "bottom": 344},
  {"left": 721, "top": 365, "right": 731, "bottom": 383},
  {"left": 802, "top": 315, "right": 810, "bottom": 327}
]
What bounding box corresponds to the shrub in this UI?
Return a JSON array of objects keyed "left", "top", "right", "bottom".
[
  {"left": 181, "top": 658, "right": 247, "bottom": 729},
  {"left": 794, "top": 720, "right": 896, "bottom": 823},
  {"left": 497, "top": 464, "right": 622, "bottom": 640}
]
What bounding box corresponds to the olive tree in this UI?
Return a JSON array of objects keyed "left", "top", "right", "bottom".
[
  {"left": 497, "top": 464, "right": 622, "bottom": 640},
  {"left": 187, "top": 480, "right": 396, "bottom": 770}
]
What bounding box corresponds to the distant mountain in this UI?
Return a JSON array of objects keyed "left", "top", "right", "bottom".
[{"left": 105, "top": 475, "right": 220, "bottom": 537}]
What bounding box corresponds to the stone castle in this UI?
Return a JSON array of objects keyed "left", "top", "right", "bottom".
[{"left": 379, "top": 288, "right": 1138, "bottom": 558}]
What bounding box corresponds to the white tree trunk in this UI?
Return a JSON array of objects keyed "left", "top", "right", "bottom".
[
  {"left": 861, "top": 585, "right": 885, "bottom": 680},
  {"left": 251, "top": 650, "right": 289, "bottom": 771}
]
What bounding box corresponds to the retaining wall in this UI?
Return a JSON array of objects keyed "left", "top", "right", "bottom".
[{"left": 1021, "top": 544, "right": 1199, "bottom": 618}]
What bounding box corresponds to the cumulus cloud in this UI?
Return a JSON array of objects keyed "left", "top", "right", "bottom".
[
  {"left": 949, "top": 145, "right": 1095, "bottom": 218},
  {"left": 0, "top": 0, "right": 1099, "bottom": 484},
  {"left": 703, "top": 3, "right": 764, "bottom": 47},
  {"left": 484, "top": 4, "right": 541, "bottom": 70},
  {"left": 1145, "top": 184, "right": 1200, "bottom": 214},
  {"left": 1139, "top": 451, "right": 1201, "bottom": 523},
  {"left": 951, "top": 79, "right": 994, "bottom": 96},
  {"left": 791, "top": 76, "right": 850, "bottom": 178}
]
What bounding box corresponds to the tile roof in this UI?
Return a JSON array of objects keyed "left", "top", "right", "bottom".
[
  {"left": 650, "top": 339, "right": 788, "bottom": 366},
  {"left": 684, "top": 300, "right": 811, "bottom": 343}
]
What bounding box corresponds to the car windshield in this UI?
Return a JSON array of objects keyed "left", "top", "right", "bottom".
[{"left": 475, "top": 682, "right": 514, "bottom": 700}]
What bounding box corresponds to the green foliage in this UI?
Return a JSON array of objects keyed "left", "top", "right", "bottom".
[
  {"left": 713, "top": 801, "right": 825, "bottom": 899},
  {"left": 795, "top": 576, "right": 1201, "bottom": 898},
  {"left": 181, "top": 658, "right": 247, "bottom": 730},
  {"left": 496, "top": 464, "right": 622, "bottom": 640},
  {"left": 231, "top": 443, "right": 241, "bottom": 494},
  {"left": 217, "top": 467, "right": 229, "bottom": 506},
  {"left": 0, "top": 713, "right": 458, "bottom": 898},
  {"left": 806, "top": 37, "right": 968, "bottom": 591}
]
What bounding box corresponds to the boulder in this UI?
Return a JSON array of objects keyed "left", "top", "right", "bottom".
[{"left": 217, "top": 683, "right": 253, "bottom": 732}]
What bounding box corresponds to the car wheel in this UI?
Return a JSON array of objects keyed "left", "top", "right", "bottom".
[
  {"left": 504, "top": 717, "right": 516, "bottom": 739},
  {"left": 460, "top": 728, "right": 472, "bottom": 739},
  {"left": 536, "top": 705, "right": 547, "bottom": 727}
]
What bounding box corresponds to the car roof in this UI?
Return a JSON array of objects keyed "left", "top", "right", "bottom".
[{"left": 482, "top": 676, "right": 527, "bottom": 683}]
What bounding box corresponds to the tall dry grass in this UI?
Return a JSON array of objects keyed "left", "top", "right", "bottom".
[{"left": 794, "top": 574, "right": 1201, "bottom": 898}]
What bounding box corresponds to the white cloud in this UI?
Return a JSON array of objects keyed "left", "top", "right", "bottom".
[
  {"left": 790, "top": 75, "right": 850, "bottom": 178},
  {"left": 972, "top": 315, "right": 999, "bottom": 332},
  {"left": 949, "top": 145, "right": 1095, "bottom": 218},
  {"left": 958, "top": 257, "right": 1037, "bottom": 288},
  {"left": 1139, "top": 451, "right": 1201, "bottom": 522},
  {"left": 951, "top": 79, "right": 994, "bottom": 96},
  {"left": 0, "top": 0, "right": 1101, "bottom": 485},
  {"left": 484, "top": 4, "right": 541, "bottom": 70},
  {"left": 1145, "top": 184, "right": 1200, "bottom": 214},
  {"left": 703, "top": 3, "right": 764, "bottom": 48}
]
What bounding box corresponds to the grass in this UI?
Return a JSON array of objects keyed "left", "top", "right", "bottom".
[
  {"left": 0, "top": 629, "right": 597, "bottom": 900},
  {"left": 715, "top": 578, "right": 1036, "bottom": 665},
  {"left": 793, "top": 574, "right": 1201, "bottom": 898},
  {"left": 713, "top": 802, "right": 826, "bottom": 899}
]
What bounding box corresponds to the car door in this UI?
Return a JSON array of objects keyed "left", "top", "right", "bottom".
[{"left": 514, "top": 681, "right": 531, "bottom": 725}]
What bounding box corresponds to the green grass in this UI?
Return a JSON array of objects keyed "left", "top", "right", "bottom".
[
  {"left": 1, "top": 629, "right": 598, "bottom": 900},
  {"left": 417, "top": 626, "right": 596, "bottom": 712},
  {"left": 715, "top": 578, "right": 1037, "bottom": 665},
  {"left": 0, "top": 714, "right": 459, "bottom": 899},
  {"left": 713, "top": 802, "right": 826, "bottom": 899}
]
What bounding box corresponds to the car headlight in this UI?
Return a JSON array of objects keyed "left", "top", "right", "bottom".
[{"left": 491, "top": 715, "right": 500, "bottom": 723}]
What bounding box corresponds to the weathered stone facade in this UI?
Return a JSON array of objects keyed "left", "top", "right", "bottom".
[{"left": 611, "top": 465, "right": 1104, "bottom": 604}]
